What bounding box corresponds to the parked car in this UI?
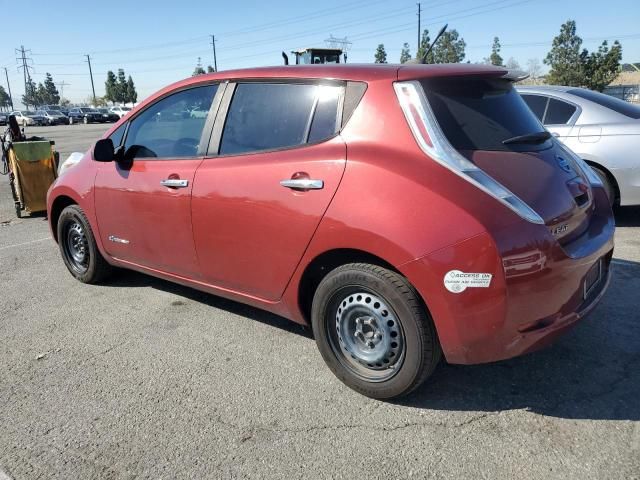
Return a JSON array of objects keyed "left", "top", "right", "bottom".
[
  {"left": 48, "top": 64, "right": 614, "bottom": 399},
  {"left": 41, "top": 105, "right": 69, "bottom": 116},
  {"left": 0, "top": 112, "right": 7, "bottom": 126},
  {"left": 11, "top": 110, "right": 47, "bottom": 127},
  {"left": 518, "top": 85, "right": 640, "bottom": 206},
  {"left": 96, "top": 108, "right": 120, "bottom": 123},
  {"left": 67, "top": 107, "right": 103, "bottom": 124},
  {"left": 35, "top": 110, "right": 68, "bottom": 125},
  {"left": 109, "top": 106, "right": 131, "bottom": 118}
]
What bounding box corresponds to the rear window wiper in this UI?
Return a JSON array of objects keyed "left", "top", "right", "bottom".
[{"left": 502, "top": 131, "right": 551, "bottom": 145}]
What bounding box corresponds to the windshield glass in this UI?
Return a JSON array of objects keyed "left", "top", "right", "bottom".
[
  {"left": 46, "top": 111, "right": 58, "bottom": 115},
  {"left": 421, "top": 77, "right": 551, "bottom": 152},
  {"left": 567, "top": 88, "right": 640, "bottom": 119}
]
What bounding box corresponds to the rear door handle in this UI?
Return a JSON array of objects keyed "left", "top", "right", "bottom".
[
  {"left": 160, "top": 179, "right": 189, "bottom": 188},
  {"left": 280, "top": 179, "right": 324, "bottom": 190}
]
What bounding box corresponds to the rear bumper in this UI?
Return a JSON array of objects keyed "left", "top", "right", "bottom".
[{"left": 401, "top": 187, "right": 615, "bottom": 365}]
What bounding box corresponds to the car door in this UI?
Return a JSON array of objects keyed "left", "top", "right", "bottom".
[
  {"left": 191, "top": 81, "right": 347, "bottom": 300},
  {"left": 94, "top": 83, "right": 219, "bottom": 278}
]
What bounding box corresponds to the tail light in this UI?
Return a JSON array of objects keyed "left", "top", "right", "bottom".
[{"left": 394, "top": 81, "right": 545, "bottom": 225}]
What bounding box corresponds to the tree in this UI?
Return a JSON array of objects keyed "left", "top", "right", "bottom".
[
  {"left": 86, "top": 95, "right": 107, "bottom": 107},
  {"left": 105, "top": 71, "right": 118, "bottom": 104},
  {"left": 544, "top": 20, "right": 585, "bottom": 86},
  {"left": 545, "top": 20, "right": 622, "bottom": 91},
  {"left": 374, "top": 44, "right": 387, "bottom": 63},
  {"left": 400, "top": 43, "right": 411, "bottom": 63},
  {"left": 22, "top": 78, "right": 38, "bottom": 109},
  {"left": 207, "top": 65, "right": 215, "bottom": 73},
  {"left": 59, "top": 97, "right": 71, "bottom": 107},
  {"left": 582, "top": 40, "right": 622, "bottom": 91},
  {"left": 43, "top": 73, "right": 60, "bottom": 105},
  {"left": 125, "top": 76, "right": 137, "bottom": 104},
  {"left": 35, "top": 83, "right": 48, "bottom": 106},
  {"left": 0, "top": 85, "right": 9, "bottom": 111},
  {"left": 116, "top": 69, "right": 127, "bottom": 103},
  {"left": 527, "top": 58, "right": 542, "bottom": 80},
  {"left": 487, "top": 37, "right": 503, "bottom": 66},
  {"left": 505, "top": 57, "right": 521, "bottom": 70},
  {"left": 416, "top": 29, "right": 433, "bottom": 63},
  {"left": 432, "top": 29, "right": 466, "bottom": 64},
  {"left": 192, "top": 65, "right": 206, "bottom": 76}
]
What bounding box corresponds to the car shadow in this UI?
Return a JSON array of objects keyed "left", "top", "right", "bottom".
[
  {"left": 104, "top": 256, "right": 639, "bottom": 421},
  {"left": 106, "top": 270, "right": 313, "bottom": 339},
  {"left": 615, "top": 205, "right": 640, "bottom": 227},
  {"left": 399, "top": 257, "right": 640, "bottom": 421}
]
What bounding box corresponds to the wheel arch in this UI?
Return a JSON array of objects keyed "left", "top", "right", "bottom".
[
  {"left": 297, "top": 248, "right": 433, "bottom": 327},
  {"left": 584, "top": 159, "right": 620, "bottom": 205},
  {"left": 50, "top": 195, "right": 77, "bottom": 242}
]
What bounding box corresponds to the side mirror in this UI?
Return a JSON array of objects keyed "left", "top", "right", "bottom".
[{"left": 94, "top": 138, "right": 114, "bottom": 162}]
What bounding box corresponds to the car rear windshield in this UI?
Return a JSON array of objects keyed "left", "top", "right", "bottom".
[
  {"left": 420, "top": 77, "right": 551, "bottom": 152},
  {"left": 567, "top": 88, "right": 640, "bottom": 119}
]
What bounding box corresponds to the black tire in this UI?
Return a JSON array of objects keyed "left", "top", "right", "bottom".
[
  {"left": 311, "top": 263, "right": 441, "bottom": 399},
  {"left": 57, "top": 205, "right": 112, "bottom": 283},
  {"left": 592, "top": 166, "right": 615, "bottom": 207}
]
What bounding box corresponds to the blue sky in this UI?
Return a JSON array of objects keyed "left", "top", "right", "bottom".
[{"left": 1, "top": 0, "right": 638, "bottom": 105}]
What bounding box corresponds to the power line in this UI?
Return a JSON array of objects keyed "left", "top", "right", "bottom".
[{"left": 15, "top": 46, "right": 34, "bottom": 107}]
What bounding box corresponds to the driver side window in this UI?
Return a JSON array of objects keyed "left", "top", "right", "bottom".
[{"left": 124, "top": 84, "right": 217, "bottom": 159}]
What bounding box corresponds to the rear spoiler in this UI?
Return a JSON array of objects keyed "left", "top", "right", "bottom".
[{"left": 502, "top": 69, "right": 529, "bottom": 82}]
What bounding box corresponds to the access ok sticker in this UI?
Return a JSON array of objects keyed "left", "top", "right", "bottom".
[{"left": 444, "top": 270, "right": 493, "bottom": 293}]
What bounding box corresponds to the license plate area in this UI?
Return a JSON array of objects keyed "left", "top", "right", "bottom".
[{"left": 584, "top": 259, "right": 603, "bottom": 299}]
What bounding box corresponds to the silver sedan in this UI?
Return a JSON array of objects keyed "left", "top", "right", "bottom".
[{"left": 517, "top": 85, "right": 640, "bottom": 206}]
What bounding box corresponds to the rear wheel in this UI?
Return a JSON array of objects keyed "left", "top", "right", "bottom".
[
  {"left": 83, "top": 116, "right": 88, "bottom": 124},
  {"left": 311, "top": 263, "right": 441, "bottom": 399},
  {"left": 68, "top": 116, "right": 73, "bottom": 125},
  {"left": 57, "top": 205, "right": 112, "bottom": 283},
  {"left": 592, "top": 166, "right": 615, "bottom": 207}
]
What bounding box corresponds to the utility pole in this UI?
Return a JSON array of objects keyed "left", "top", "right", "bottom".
[
  {"left": 4, "top": 67, "right": 14, "bottom": 110},
  {"left": 210, "top": 35, "right": 217, "bottom": 72},
  {"left": 417, "top": 3, "right": 421, "bottom": 51},
  {"left": 16, "top": 45, "right": 34, "bottom": 108},
  {"left": 85, "top": 54, "right": 96, "bottom": 105},
  {"left": 55, "top": 80, "right": 70, "bottom": 100}
]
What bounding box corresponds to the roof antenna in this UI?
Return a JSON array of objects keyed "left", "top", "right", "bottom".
[{"left": 421, "top": 23, "right": 448, "bottom": 64}]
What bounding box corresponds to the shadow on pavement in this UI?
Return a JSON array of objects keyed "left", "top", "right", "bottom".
[
  {"left": 104, "top": 241, "right": 639, "bottom": 421},
  {"left": 400, "top": 257, "right": 640, "bottom": 421},
  {"left": 107, "top": 270, "right": 313, "bottom": 339}
]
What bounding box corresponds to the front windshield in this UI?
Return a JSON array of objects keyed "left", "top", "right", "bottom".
[{"left": 46, "top": 111, "right": 58, "bottom": 115}]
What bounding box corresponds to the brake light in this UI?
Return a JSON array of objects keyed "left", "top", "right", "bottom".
[{"left": 394, "top": 81, "right": 544, "bottom": 225}]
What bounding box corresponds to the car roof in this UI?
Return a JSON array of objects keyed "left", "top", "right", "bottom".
[{"left": 517, "top": 85, "right": 575, "bottom": 93}]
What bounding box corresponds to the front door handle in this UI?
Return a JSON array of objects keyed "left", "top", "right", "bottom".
[
  {"left": 160, "top": 179, "right": 189, "bottom": 188},
  {"left": 280, "top": 178, "right": 324, "bottom": 190}
]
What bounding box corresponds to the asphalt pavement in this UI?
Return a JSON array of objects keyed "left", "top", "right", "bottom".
[{"left": 0, "top": 124, "right": 639, "bottom": 479}]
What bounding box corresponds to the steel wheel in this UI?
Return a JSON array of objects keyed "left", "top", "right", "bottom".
[
  {"left": 61, "top": 219, "right": 90, "bottom": 275},
  {"left": 329, "top": 289, "right": 406, "bottom": 382}
]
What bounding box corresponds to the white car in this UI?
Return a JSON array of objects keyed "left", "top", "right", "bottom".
[
  {"left": 109, "top": 106, "right": 131, "bottom": 118},
  {"left": 518, "top": 85, "right": 640, "bottom": 206}
]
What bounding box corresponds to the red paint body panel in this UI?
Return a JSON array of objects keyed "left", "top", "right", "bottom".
[
  {"left": 94, "top": 159, "right": 203, "bottom": 278},
  {"left": 48, "top": 64, "right": 615, "bottom": 367},
  {"left": 191, "top": 139, "right": 346, "bottom": 300}
]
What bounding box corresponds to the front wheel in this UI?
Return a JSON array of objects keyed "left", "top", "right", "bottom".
[
  {"left": 68, "top": 116, "right": 73, "bottom": 125},
  {"left": 311, "top": 263, "right": 441, "bottom": 399},
  {"left": 83, "top": 116, "right": 89, "bottom": 124},
  {"left": 57, "top": 205, "right": 112, "bottom": 283}
]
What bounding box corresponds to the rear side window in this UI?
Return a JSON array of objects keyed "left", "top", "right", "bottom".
[
  {"left": 521, "top": 94, "right": 548, "bottom": 122},
  {"left": 219, "top": 83, "right": 340, "bottom": 155},
  {"left": 421, "top": 77, "right": 551, "bottom": 152},
  {"left": 545, "top": 98, "right": 577, "bottom": 125},
  {"left": 568, "top": 88, "right": 640, "bottom": 119},
  {"left": 124, "top": 84, "right": 217, "bottom": 159}
]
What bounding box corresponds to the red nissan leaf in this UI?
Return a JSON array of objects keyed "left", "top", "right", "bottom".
[{"left": 48, "top": 64, "right": 614, "bottom": 399}]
